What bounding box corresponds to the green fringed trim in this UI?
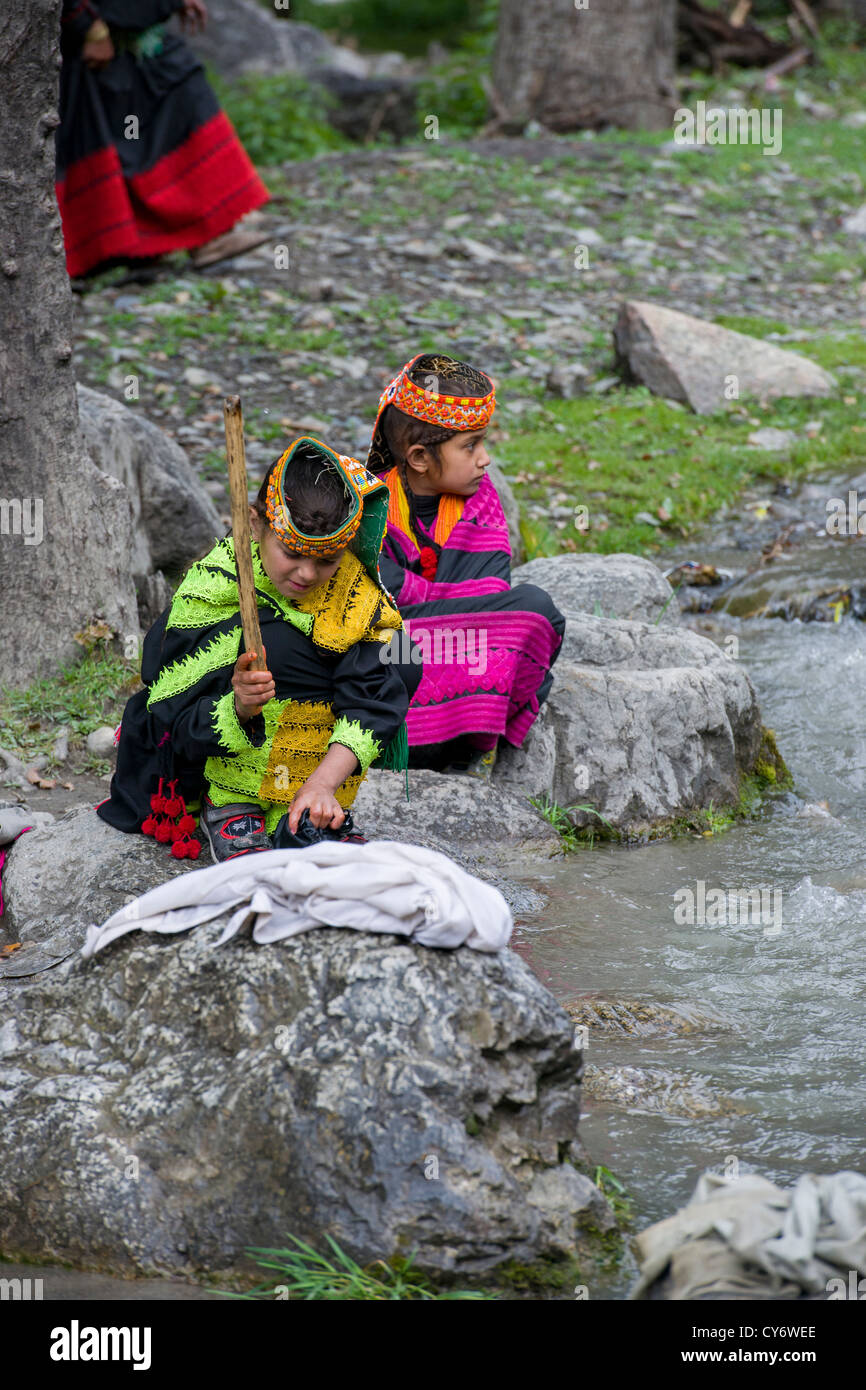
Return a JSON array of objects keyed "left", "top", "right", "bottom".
[
  {"left": 330, "top": 717, "right": 382, "bottom": 774},
  {"left": 147, "top": 625, "right": 241, "bottom": 710},
  {"left": 375, "top": 721, "right": 410, "bottom": 799}
]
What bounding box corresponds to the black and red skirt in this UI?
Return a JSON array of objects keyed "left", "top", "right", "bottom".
[{"left": 56, "top": 29, "right": 269, "bottom": 277}]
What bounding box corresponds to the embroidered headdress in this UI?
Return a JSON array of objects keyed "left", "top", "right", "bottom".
[
  {"left": 265, "top": 437, "right": 393, "bottom": 594},
  {"left": 366, "top": 353, "right": 496, "bottom": 477}
]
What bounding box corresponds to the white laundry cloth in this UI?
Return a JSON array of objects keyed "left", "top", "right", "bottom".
[
  {"left": 81, "top": 840, "right": 513, "bottom": 958},
  {"left": 631, "top": 1169, "right": 866, "bottom": 1299}
]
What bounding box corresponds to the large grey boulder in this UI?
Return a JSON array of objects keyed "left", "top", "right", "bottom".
[
  {"left": 512, "top": 552, "right": 678, "bottom": 626},
  {"left": 494, "top": 558, "right": 764, "bottom": 832},
  {"left": 76, "top": 386, "right": 221, "bottom": 581},
  {"left": 182, "top": 3, "right": 418, "bottom": 142},
  {"left": 614, "top": 300, "right": 836, "bottom": 415},
  {"left": 182, "top": 0, "right": 367, "bottom": 79},
  {"left": 0, "top": 811, "right": 613, "bottom": 1282}
]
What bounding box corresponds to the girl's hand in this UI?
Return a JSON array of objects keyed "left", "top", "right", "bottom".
[
  {"left": 233, "top": 647, "right": 274, "bottom": 722},
  {"left": 288, "top": 778, "right": 345, "bottom": 834},
  {"left": 82, "top": 35, "right": 114, "bottom": 68},
  {"left": 180, "top": 0, "right": 208, "bottom": 33}
]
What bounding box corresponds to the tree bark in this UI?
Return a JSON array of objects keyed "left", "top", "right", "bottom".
[
  {"left": 492, "top": 0, "right": 678, "bottom": 133},
  {"left": 0, "top": 0, "right": 139, "bottom": 690}
]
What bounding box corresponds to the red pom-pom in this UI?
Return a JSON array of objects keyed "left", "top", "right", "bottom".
[
  {"left": 186, "top": 839, "right": 202, "bottom": 860},
  {"left": 154, "top": 821, "right": 172, "bottom": 843},
  {"left": 170, "top": 840, "right": 187, "bottom": 859},
  {"left": 164, "top": 796, "right": 182, "bottom": 818},
  {"left": 169, "top": 824, "right": 184, "bottom": 842},
  {"left": 177, "top": 814, "right": 196, "bottom": 835},
  {"left": 141, "top": 814, "right": 156, "bottom": 836},
  {"left": 150, "top": 793, "right": 166, "bottom": 813},
  {"left": 419, "top": 546, "right": 438, "bottom": 580}
]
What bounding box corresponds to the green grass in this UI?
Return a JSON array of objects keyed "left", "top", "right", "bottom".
[
  {"left": 498, "top": 327, "right": 866, "bottom": 559},
  {"left": 222, "top": 1234, "right": 494, "bottom": 1300},
  {"left": 211, "top": 71, "right": 351, "bottom": 164},
  {"left": 0, "top": 646, "right": 139, "bottom": 766},
  {"left": 530, "top": 794, "right": 614, "bottom": 851},
  {"left": 286, "top": 0, "right": 490, "bottom": 57},
  {"left": 594, "top": 1165, "right": 635, "bottom": 1228}
]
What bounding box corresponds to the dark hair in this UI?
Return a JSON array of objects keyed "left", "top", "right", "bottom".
[
  {"left": 253, "top": 441, "right": 352, "bottom": 538},
  {"left": 381, "top": 355, "right": 492, "bottom": 554}
]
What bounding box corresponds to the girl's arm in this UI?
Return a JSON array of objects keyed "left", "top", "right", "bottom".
[
  {"left": 144, "top": 619, "right": 267, "bottom": 764},
  {"left": 286, "top": 634, "right": 410, "bottom": 832}
]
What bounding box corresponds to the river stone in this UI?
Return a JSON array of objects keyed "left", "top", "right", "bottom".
[
  {"left": 85, "top": 727, "right": 117, "bottom": 759},
  {"left": 565, "top": 998, "right": 733, "bottom": 1037},
  {"left": 583, "top": 1065, "right": 740, "bottom": 1118},
  {"left": 512, "top": 553, "right": 678, "bottom": 626},
  {"left": 494, "top": 611, "right": 763, "bottom": 830},
  {"left": 354, "top": 769, "right": 560, "bottom": 868},
  {"left": 0, "top": 808, "right": 193, "bottom": 977},
  {"left": 76, "top": 386, "right": 220, "bottom": 580},
  {"left": 614, "top": 300, "right": 836, "bottom": 415},
  {"left": 0, "top": 898, "right": 613, "bottom": 1280}
]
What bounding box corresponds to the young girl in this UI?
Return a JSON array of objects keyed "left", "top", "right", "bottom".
[
  {"left": 367, "top": 353, "right": 565, "bottom": 779},
  {"left": 98, "top": 437, "right": 418, "bottom": 862}
]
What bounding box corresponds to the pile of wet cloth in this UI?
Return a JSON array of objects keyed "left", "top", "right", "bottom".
[
  {"left": 82, "top": 839, "right": 513, "bottom": 958},
  {"left": 631, "top": 1170, "right": 866, "bottom": 1300}
]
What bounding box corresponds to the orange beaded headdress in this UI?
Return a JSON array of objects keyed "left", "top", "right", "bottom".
[
  {"left": 366, "top": 353, "right": 496, "bottom": 476},
  {"left": 266, "top": 437, "right": 373, "bottom": 557}
]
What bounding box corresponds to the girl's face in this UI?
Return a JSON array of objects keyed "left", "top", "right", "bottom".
[
  {"left": 250, "top": 510, "right": 344, "bottom": 599},
  {"left": 406, "top": 430, "right": 491, "bottom": 497}
]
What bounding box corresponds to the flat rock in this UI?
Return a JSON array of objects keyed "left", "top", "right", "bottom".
[
  {"left": 512, "top": 553, "right": 679, "bottom": 627},
  {"left": 747, "top": 427, "right": 799, "bottom": 451},
  {"left": 565, "top": 998, "right": 732, "bottom": 1037},
  {"left": 355, "top": 769, "right": 560, "bottom": 871},
  {"left": 614, "top": 300, "right": 836, "bottom": 415},
  {"left": 0, "top": 808, "right": 194, "bottom": 976}
]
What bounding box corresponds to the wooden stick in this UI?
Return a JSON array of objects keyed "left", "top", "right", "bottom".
[{"left": 224, "top": 395, "right": 266, "bottom": 672}]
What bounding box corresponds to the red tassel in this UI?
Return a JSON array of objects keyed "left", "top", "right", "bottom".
[
  {"left": 170, "top": 839, "right": 186, "bottom": 859},
  {"left": 187, "top": 838, "right": 201, "bottom": 860},
  {"left": 419, "top": 546, "right": 438, "bottom": 580},
  {"left": 162, "top": 780, "right": 182, "bottom": 818},
  {"left": 177, "top": 814, "right": 196, "bottom": 834},
  {"left": 141, "top": 814, "right": 156, "bottom": 836},
  {"left": 154, "top": 821, "right": 172, "bottom": 844}
]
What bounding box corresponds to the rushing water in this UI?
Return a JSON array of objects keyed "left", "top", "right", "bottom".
[{"left": 517, "top": 603, "right": 866, "bottom": 1234}]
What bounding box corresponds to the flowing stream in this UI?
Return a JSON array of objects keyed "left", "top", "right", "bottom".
[{"left": 517, "top": 534, "right": 866, "bottom": 1257}]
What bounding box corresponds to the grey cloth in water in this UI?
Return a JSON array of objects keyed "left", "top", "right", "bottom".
[{"left": 631, "top": 1170, "right": 866, "bottom": 1300}]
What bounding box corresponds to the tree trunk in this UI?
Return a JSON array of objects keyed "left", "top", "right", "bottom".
[
  {"left": 492, "top": 0, "right": 678, "bottom": 133},
  {"left": 0, "top": 0, "right": 139, "bottom": 690}
]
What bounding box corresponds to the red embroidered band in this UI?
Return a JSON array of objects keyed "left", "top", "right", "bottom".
[{"left": 376, "top": 353, "right": 496, "bottom": 432}]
